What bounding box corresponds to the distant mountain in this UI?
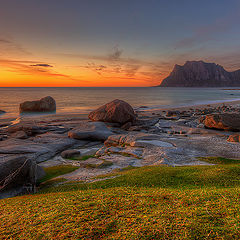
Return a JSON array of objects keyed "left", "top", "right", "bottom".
[{"left": 158, "top": 61, "right": 240, "bottom": 87}]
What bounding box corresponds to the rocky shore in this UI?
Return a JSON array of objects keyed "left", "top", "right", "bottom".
[{"left": 1, "top": 98, "right": 240, "bottom": 198}]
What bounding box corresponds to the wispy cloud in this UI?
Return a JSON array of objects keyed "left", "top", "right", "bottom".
[
  {"left": 175, "top": 9, "right": 240, "bottom": 49},
  {"left": 30, "top": 63, "right": 53, "bottom": 67},
  {"left": 0, "top": 58, "right": 71, "bottom": 79},
  {"left": 0, "top": 38, "right": 11, "bottom": 44},
  {"left": 0, "top": 37, "right": 31, "bottom": 56},
  {"left": 108, "top": 45, "right": 123, "bottom": 60}
]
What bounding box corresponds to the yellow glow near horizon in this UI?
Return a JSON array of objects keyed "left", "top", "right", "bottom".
[{"left": 0, "top": 56, "right": 168, "bottom": 87}]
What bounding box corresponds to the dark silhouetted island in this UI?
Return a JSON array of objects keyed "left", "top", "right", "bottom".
[{"left": 159, "top": 60, "right": 240, "bottom": 87}]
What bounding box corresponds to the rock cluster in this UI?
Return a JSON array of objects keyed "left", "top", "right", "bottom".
[{"left": 2, "top": 98, "right": 240, "bottom": 199}]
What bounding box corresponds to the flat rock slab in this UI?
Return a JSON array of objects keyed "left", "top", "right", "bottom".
[
  {"left": 105, "top": 146, "right": 143, "bottom": 158},
  {"left": 58, "top": 167, "right": 114, "bottom": 181},
  {"left": 0, "top": 133, "right": 78, "bottom": 163},
  {"left": 133, "top": 140, "right": 174, "bottom": 148},
  {"left": 99, "top": 154, "right": 142, "bottom": 168},
  {"left": 102, "top": 131, "right": 240, "bottom": 166}
]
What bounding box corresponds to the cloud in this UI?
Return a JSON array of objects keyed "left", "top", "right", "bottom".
[
  {"left": 0, "top": 58, "right": 71, "bottom": 79},
  {"left": 108, "top": 45, "right": 123, "bottom": 60},
  {"left": 175, "top": 9, "right": 240, "bottom": 49},
  {"left": 0, "top": 38, "right": 11, "bottom": 44},
  {"left": 30, "top": 63, "right": 53, "bottom": 67},
  {"left": 78, "top": 62, "right": 107, "bottom": 75},
  {"left": 125, "top": 65, "right": 141, "bottom": 77},
  {"left": 0, "top": 37, "right": 31, "bottom": 56}
]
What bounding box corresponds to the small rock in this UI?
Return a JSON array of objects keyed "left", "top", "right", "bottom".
[{"left": 61, "top": 149, "right": 81, "bottom": 159}]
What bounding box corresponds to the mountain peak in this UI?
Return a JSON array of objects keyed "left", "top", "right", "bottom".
[{"left": 159, "top": 60, "right": 240, "bottom": 87}]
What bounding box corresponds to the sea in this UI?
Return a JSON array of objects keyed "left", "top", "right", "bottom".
[{"left": 1, "top": 87, "right": 240, "bottom": 118}]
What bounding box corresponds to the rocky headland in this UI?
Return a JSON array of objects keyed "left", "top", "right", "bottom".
[
  {"left": 1, "top": 97, "right": 240, "bottom": 198},
  {"left": 159, "top": 60, "right": 240, "bottom": 87}
]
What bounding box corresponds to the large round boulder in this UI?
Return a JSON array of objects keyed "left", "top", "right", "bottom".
[
  {"left": 88, "top": 99, "right": 136, "bottom": 124},
  {"left": 19, "top": 96, "right": 56, "bottom": 113},
  {"left": 204, "top": 113, "right": 240, "bottom": 131}
]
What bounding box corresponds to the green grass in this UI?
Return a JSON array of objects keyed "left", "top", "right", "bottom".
[
  {"left": 84, "top": 160, "right": 114, "bottom": 169},
  {"left": 66, "top": 154, "right": 95, "bottom": 161},
  {"left": 39, "top": 165, "right": 79, "bottom": 183},
  {"left": 1, "top": 157, "right": 240, "bottom": 239}
]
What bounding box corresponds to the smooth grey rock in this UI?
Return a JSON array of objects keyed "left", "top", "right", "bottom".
[
  {"left": 0, "top": 133, "right": 77, "bottom": 163},
  {"left": 132, "top": 140, "right": 173, "bottom": 148},
  {"left": 68, "top": 121, "right": 113, "bottom": 141},
  {"left": 61, "top": 149, "right": 81, "bottom": 159}
]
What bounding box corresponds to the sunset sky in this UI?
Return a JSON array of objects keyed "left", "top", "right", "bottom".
[{"left": 1, "top": 0, "right": 240, "bottom": 87}]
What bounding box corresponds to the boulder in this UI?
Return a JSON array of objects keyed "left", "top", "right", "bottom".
[
  {"left": 204, "top": 113, "right": 240, "bottom": 131},
  {"left": 19, "top": 96, "right": 56, "bottom": 113},
  {"left": 88, "top": 99, "right": 136, "bottom": 124},
  {"left": 61, "top": 149, "right": 81, "bottom": 159},
  {"left": 68, "top": 121, "right": 113, "bottom": 141},
  {"left": 227, "top": 134, "right": 240, "bottom": 143},
  {"left": 0, "top": 156, "right": 44, "bottom": 198}
]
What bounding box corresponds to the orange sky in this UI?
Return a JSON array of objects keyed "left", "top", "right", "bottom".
[{"left": 0, "top": 53, "right": 170, "bottom": 87}]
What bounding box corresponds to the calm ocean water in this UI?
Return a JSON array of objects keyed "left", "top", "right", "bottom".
[{"left": 1, "top": 87, "right": 240, "bottom": 118}]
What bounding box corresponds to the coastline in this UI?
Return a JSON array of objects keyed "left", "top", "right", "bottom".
[
  {"left": 1, "top": 98, "right": 240, "bottom": 122},
  {"left": 137, "top": 99, "right": 240, "bottom": 116}
]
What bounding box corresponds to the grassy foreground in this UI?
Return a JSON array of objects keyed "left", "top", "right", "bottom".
[{"left": 1, "top": 157, "right": 240, "bottom": 239}]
